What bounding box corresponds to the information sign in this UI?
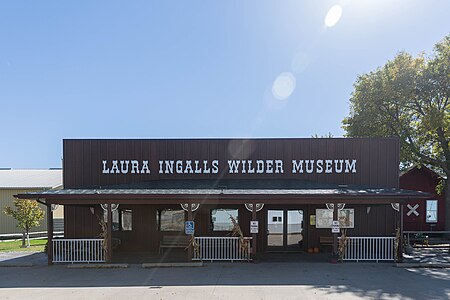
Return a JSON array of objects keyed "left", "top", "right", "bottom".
[
  {"left": 185, "top": 221, "right": 195, "bottom": 235},
  {"left": 250, "top": 221, "right": 259, "bottom": 234}
]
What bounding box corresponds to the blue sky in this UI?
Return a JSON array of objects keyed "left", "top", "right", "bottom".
[{"left": 1, "top": 0, "right": 449, "bottom": 168}]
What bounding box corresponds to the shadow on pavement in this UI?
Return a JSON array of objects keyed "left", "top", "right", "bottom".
[
  {"left": 0, "top": 252, "right": 47, "bottom": 266},
  {"left": 0, "top": 251, "right": 449, "bottom": 299}
]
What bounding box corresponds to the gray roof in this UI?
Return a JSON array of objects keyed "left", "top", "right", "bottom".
[
  {"left": 31, "top": 187, "right": 427, "bottom": 197},
  {"left": 21, "top": 179, "right": 429, "bottom": 198},
  {"left": 0, "top": 169, "right": 62, "bottom": 189}
]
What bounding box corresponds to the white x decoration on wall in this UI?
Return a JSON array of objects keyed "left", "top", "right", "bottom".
[{"left": 406, "top": 204, "right": 419, "bottom": 217}]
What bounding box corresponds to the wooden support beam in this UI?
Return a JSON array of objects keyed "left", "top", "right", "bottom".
[
  {"left": 47, "top": 205, "right": 53, "bottom": 265},
  {"left": 332, "top": 202, "right": 338, "bottom": 256},
  {"left": 106, "top": 204, "right": 113, "bottom": 263},
  {"left": 187, "top": 203, "right": 193, "bottom": 261},
  {"left": 252, "top": 204, "right": 257, "bottom": 257},
  {"left": 399, "top": 204, "right": 404, "bottom": 262}
]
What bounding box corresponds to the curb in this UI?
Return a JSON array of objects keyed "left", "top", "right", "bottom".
[
  {"left": 396, "top": 263, "right": 450, "bottom": 268},
  {"left": 142, "top": 262, "right": 203, "bottom": 268},
  {"left": 67, "top": 263, "right": 129, "bottom": 269}
]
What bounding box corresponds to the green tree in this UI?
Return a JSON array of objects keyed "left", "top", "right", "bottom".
[
  {"left": 312, "top": 132, "right": 334, "bottom": 138},
  {"left": 343, "top": 35, "right": 450, "bottom": 231},
  {"left": 4, "top": 199, "right": 45, "bottom": 247}
]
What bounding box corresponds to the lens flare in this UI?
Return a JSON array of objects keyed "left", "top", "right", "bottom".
[
  {"left": 272, "top": 72, "right": 296, "bottom": 100},
  {"left": 325, "top": 5, "right": 343, "bottom": 27}
]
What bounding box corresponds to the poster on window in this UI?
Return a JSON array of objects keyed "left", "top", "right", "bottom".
[{"left": 315, "top": 208, "right": 354, "bottom": 228}]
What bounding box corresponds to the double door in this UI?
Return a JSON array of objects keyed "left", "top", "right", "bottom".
[{"left": 266, "top": 209, "right": 305, "bottom": 251}]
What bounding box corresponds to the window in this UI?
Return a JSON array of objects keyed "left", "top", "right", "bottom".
[
  {"left": 157, "top": 209, "right": 185, "bottom": 231},
  {"left": 210, "top": 209, "right": 238, "bottom": 231},
  {"left": 103, "top": 209, "right": 133, "bottom": 231},
  {"left": 315, "top": 209, "right": 355, "bottom": 228},
  {"left": 426, "top": 200, "right": 438, "bottom": 223},
  {"left": 121, "top": 209, "right": 132, "bottom": 231},
  {"left": 272, "top": 216, "right": 282, "bottom": 222}
]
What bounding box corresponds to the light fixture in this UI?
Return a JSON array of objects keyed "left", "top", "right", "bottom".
[
  {"left": 100, "top": 204, "right": 119, "bottom": 211},
  {"left": 244, "top": 203, "right": 264, "bottom": 212},
  {"left": 180, "top": 203, "right": 200, "bottom": 212}
]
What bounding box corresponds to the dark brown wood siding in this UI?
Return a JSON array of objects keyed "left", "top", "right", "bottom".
[
  {"left": 65, "top": 203, "right": 398, "bottom": 253},
  {"left": 63, "top": 138, "right": 400, "bottom": 189}
]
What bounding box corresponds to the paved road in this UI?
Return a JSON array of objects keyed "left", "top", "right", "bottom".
[{"left": 0, "top": 259, "right": 449, "bottom": 300}]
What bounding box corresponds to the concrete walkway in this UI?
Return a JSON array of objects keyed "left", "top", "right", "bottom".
[
  {"left": 401, "top": 247, "right": 450, "bottom": 267},
  {"left": 1, "top": 247, "right": 449, "bottom": 266},
  {"left": 0, "top": 251, "right": 47, "bottom": 267},
  {"left": 0, "top": 251, "right": 449, "bottom": 299}
]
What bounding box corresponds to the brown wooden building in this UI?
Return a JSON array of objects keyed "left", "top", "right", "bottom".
[{"left": 17, "top": 138, "right": 429, "bottom": 264}]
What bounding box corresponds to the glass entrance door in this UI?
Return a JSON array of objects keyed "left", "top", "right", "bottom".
[
  {"left": 267, "top": 209, "right": 304, "bottom": 250},
  {"left": 267, "top": 210, "right": 284, "bottom": 247},
  {"left": 287, "top": 210, "right": 304, "bottom": 250}
]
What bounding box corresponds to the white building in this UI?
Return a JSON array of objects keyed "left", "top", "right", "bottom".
[{"left": 0, "top": 169, "right": 63, "bottom": 235}]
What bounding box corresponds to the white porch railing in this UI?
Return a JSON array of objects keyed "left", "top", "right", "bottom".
[
  {"left": 192, "top": 237, "right": 252, "bottom": 261},
  {"left": 340, "top": 237, "right": 395, "bottom": 262},
  {"left": 53, "top": 239, "right": 105, "bottom": 263}
]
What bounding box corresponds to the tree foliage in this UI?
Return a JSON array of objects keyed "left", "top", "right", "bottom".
[
  {"left": 342, "top": 35, "right": 450, "bottom": 230},
  {"left": 4, "top": 199, "right": 45, "bottom": 247}
]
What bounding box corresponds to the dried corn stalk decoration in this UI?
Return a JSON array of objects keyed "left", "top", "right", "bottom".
[
  {"left": 97, "top": 215, "right": 108, "bottom": 256},
  {"left": 394, "top": 227, "right": 401, "bottom": 262},
  {"left": 338, "top": 228, "right": 348, "bottom": 262},
  {"left": 229, "top": 214, "right": 250, "bottom": 260},
  {"left": 186, "top": 234, "right": 200, "bottom": 257}
]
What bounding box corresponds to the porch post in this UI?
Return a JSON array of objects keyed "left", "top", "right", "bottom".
[
  {"left": 187, "top": 203, "right": 193, "bottom": 261},
  {"left": 106, "top": 203, "right": 113, "bottom": 263},
  {"left": 47, "top": 204, "right": 53, "bottom": 265},
  {"left": 252, "top": 203, "right": 257, "bottom": 257},
  {"left": 399, "top": 204, "right": 404, "bottom": 262},
  {"left": 332, "top": 202, "right": 338, "bottom": 256}
]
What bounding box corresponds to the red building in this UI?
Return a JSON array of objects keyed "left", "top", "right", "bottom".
[{"left": 400, "top": 165, "right": 446, "bottom": 231}]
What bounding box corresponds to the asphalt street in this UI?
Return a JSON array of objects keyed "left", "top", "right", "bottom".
[{"left": 0, "top": 254, "right": 449, "bottom": 300}]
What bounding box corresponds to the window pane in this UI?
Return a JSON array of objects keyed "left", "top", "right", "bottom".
[
  {"left": 121, "top": 209, "right": 132, "bottom": 231},
  {"left": 211, "top": 209, "right": 238, "bottom": 231},
  {"left": 426, "top": 200, "right": 438, "bottom": 223},
  {"left": 103, "top": 209, "right": 120, "bottom": 231},
  {"left": 158, "top": 209, "right": 185, "bottom": 231}
]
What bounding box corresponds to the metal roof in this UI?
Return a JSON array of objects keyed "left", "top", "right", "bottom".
[
  {"left": 17, "top": 179, "right": 429, "bottom": 199},
  {"left": 27, "top": 187, "right": 428, "bottom": 197},
  {"left": 0, "top": 169, "right": 62, "bottom": 189}
]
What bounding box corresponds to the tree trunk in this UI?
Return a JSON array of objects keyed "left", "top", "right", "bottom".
[
  {"left": 21, "top": 231, "right": 26, "bottom": 248},
  {"left": 26, "top": 228, "right": 30, "bottom": 248}
]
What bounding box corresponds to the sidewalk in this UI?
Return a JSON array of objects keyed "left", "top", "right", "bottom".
[
  {"left": 0, "top": 251, "right": 47, "bottom": 267},
  {"left": 400, "top": 246, "right": 450, "bottom": 268},
  {"left": 1, "top": 248, "right": 449, "bottom": 267}
]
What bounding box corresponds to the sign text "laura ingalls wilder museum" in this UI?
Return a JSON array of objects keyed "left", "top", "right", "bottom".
[{"left": 17, "top": 138, "right": 428, "bottom": 264}]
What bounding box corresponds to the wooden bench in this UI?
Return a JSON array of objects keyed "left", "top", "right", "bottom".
[
  {"left": 159, "top": 235, "right": 191, "bottom": 254},
  {"left": 408, "top": 233, "right": 429, "bottom": 247},
  {"left": 319, "top": 236, "right": 333, "bottom": 250}
]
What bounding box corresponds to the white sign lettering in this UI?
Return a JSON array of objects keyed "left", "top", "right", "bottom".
[
  {"left": 102, "top": 160, "right": 151, "bottom": 174},
  {"left": 101, "top": 158, "right": 357, "bottom": 176},
  {"left": 291, "top": 159, "right": 356, "bottom": 174}
]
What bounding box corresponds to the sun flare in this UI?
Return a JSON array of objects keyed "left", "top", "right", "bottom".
[{"left": 325, "top": 5, "right": 343, "bottom": 27}]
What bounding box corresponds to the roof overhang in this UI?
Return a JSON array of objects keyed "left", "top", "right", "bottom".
[{"left": 15, "top": 187, "right": 430, "bottom": 205}]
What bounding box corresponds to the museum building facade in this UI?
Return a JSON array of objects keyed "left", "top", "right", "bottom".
[{"left": 17, "top": 138, "right": 429, "bottom": 264}]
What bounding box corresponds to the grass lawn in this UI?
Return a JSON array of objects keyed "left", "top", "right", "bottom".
[{"left": 0, "top": 239, "right": 47, "bottom": 252}]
